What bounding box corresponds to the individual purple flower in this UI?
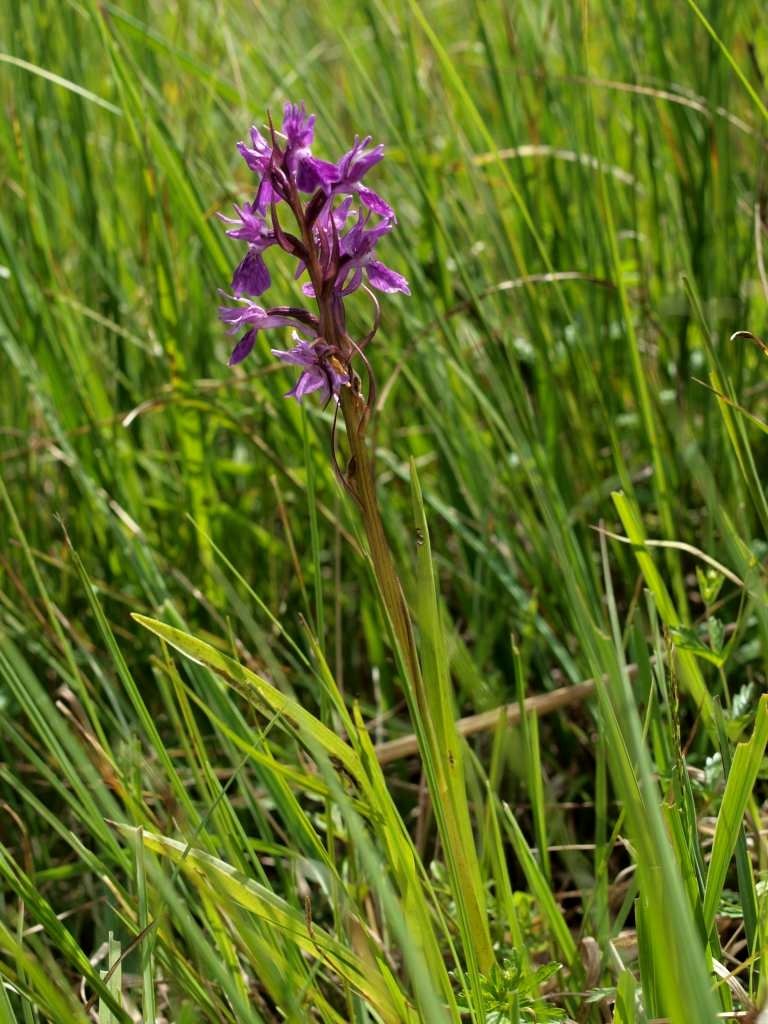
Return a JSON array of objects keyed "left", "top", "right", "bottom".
[
  {"left": 329, "top": 136, "right": 394, "bottom": 218},
  {"left": 236, "top": 126, "right": 276, "bottom": 212},
  {"left": 219, "top": 200, "right": 275, "bottom": 247},
  {"left": 218, "top": 201, "right": 276, "bottom": 296},
  {"left": 237, "top": 125, "right": 272, "bottom": 175},
  {"left": 271, "top": 337, "right": 349, "bottom": 403},
  {"left": 219, "top": 300, "right": 318, "bottom": 366},
  {"left": 303, "top": 213, "right": 409, "bottom": 297},
  {"left": 280, "top": 103, "right": 338, "bottom": 195},
  {"left": 218, "top": 301, "right": 297, "bottom": 334}
]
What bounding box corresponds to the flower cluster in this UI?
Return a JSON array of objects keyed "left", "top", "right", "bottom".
[{"left": 218, "top": 102, "right": 409, "bottom": 403}]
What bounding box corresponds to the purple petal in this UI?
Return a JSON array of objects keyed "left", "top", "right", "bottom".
[
  {"left": 338, "top": 211, "right": 392, "bottom": 261},
  {"left": 357, "top": 187, "right": 394, "bottom": 219},
  {"left": 366, "top": 260, "right": 410, "bottom": 294},
  {"left": 340, "top": 266, "right": 364, "bottom": 295},
  {"left": 337, "top": 136, "right": 384, "bottom": 185},
  {"left": 287, "top": 369, "right": 328, "bottom": 403},
  {"left": 232, "top": 250, "right": 270, "bottom": 297},
  {"left": 218, "top": 303, "right": 257, "bottom": 332},
  {"left": 297, "top": 371, "right": 328, "bottom": 399},
  {"left": 237, "top": 127, "right": 271, "bottom": 173},
  {"left": 270, "top": 341, "right": 316, "bottom": 367},
  {"left": 221, "top": 202, "right": 274, "bottom": 248},
  {"left": 218, "top": 299, "right": 316, "bottom": 336},
  {"left": 218, "top": 300, "right": 269, "bottom": 332},
  {"left": 297, "top": 155, "right": 338, "bottom": 194},
  {"left": 228, "top": 329, "right": 257, "bottom": 366},
  {"left": 255, "top": 176, "right": 277, "bottom": 214},
  {"left": 332, "top": 196, "right": 354, "bottom": 229}
]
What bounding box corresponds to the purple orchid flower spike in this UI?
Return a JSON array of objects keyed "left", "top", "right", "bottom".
[{"left": 218, "top": 100, "right": 409, "bottom": 404}]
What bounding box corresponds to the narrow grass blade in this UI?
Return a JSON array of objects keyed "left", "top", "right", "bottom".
[
  {"left": 703, "top": 694, "right": 768, "bottom": 934},
  {"left": 131, "top": 829, "right": 413, "bottom": 1024},
  {"left": 612, "top": 491, "right": 714, "bottom": 727},
  {"left": 132, "top": 615, "right": 363, "bottom": 781}
]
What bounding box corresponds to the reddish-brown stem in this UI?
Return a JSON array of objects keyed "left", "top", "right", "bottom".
[{"left": 338, "top": 386, "right": 422, "bottom": 696}]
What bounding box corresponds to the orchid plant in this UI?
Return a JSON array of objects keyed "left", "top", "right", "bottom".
[{"left": 217, "top": 102, "right": 494, "bottom": 974}]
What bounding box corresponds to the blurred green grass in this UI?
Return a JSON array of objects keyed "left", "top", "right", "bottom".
[{"left": 1, "top": 0, "right": 768, "bottom": 1021}]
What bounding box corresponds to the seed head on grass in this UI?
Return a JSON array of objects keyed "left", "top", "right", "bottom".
[{"left": 218, "top": 101, "right": 409, "bottom": 406}]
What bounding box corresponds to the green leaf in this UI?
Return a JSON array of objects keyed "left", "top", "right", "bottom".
[
  {"left": 703, "top": 694, "right": 768, "bottom": 933},
  {"left": 668, "top": 625, "right": 725, "bottom": 667},
  {"left": 132, "top": 615, "right": 364, "bottom": 782},
  {"left": 696, "top": 566, "right": 725, "bottom": 606},
  {"left": 127, "top": 827, "right": 411, "bottom": 1024}
]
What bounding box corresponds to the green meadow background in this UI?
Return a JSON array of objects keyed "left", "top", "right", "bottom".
[{"left": 1, "top": 1, "right": 767, "bottom": 1021}]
